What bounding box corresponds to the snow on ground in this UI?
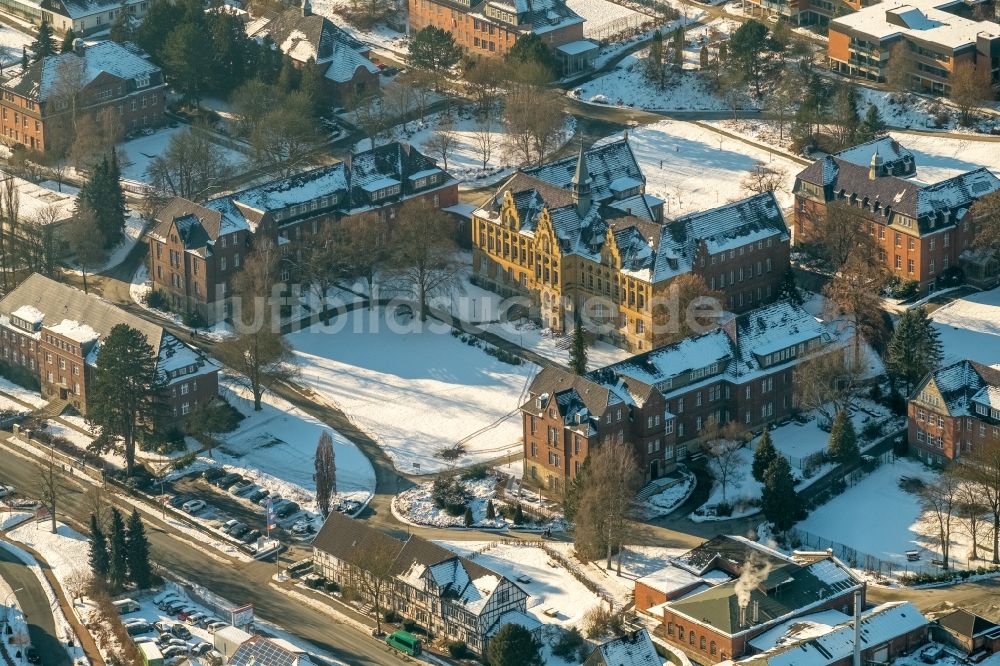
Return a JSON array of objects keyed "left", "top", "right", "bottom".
[
  {"left": 392, "top": 475, "right": 507, "bottom": 528},
  {"left": 286, "top": 307, "right": 539, "bottom": 474},
  {"left": 930, "top": 286, "right": 1000, "bottom": 366},
  {"left": 128, "top": 265, "right": 234, "bottom": 341},
  {"left": 547, "top": 542, "right": 687, "bottom": 606},
  {"left": 691, "top": 445, "right": 761, "bottom": 521},
  {"left": 567, "top": 0, "right": 650, "bottom": 38},
  {"left": 360, "top": 109, "right": 576, "bottom": 184},
  {"left": 574, "top": 66, "right": 733, "bottom": 112},
  {"left": 797, "top": 457, "right": 963, "bottom": 571},
  {"left": 0, "top": 377, "right": 47, "bottom": 408},
  {"left": 890, "top": 131, "right": 1000, "bottom": 184},
  {"left": 66, "top": 211, "right": 146, "bottom": 275},
  {"left": 635, "top": 467, "right": 696, "bottom": 519},
  {"left": 198, "top": 377, "right": 377, "bottom": 513},
  {"left": 440, "top": 541, "right": 603, "bottom": 626},
  {"left": 0, "top": 23, "right": 32, "bottom": 66},
  {"left": 118, "top": 126, "right": 248, "bottom": 184},
  {"left": 0, "top": 568, "right": 30, "bottom": 648},
  {"left": 602, "top": 119, "right": 800, "bottom": 212},
  {"left": 308, "top": 0, "right": 409, "bottom": 57}
]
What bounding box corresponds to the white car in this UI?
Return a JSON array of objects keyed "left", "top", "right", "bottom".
[
  {"left": 181, "top": 499, "right": 205, "bottom": 514},
  {"left": 0, "top": 484, "right": 14, "bottom": 498}
]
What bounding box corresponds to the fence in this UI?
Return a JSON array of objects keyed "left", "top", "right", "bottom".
[{"left": 588, "top": 14, "right": 658, "bottom": 43}]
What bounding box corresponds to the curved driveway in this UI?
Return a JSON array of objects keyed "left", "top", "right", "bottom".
[{"left": 0, "top": 545, "right": 70, "bottom": 666}]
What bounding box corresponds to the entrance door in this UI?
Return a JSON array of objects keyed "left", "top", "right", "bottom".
[{"left": 649, "top": 459, "right": 660, "bottom": 480}]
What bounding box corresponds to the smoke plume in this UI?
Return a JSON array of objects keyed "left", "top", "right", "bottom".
[{"left": 735, "top": 552, "right": 772, "bottom": 622}]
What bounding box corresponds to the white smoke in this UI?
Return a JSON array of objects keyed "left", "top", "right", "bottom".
[{"left": 735, "top": 552, "right": 772, "bottom": 622}]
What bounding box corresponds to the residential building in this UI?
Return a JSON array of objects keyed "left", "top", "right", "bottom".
[
  {"left": 148, "top": 142, "right": 458, "bottom": 322},
  {"left": 0, "top": 40, "right": 165, "bottom": 154},
  {"left": 250, "top": 2, "right": 380, "bottom": 101},
  {"left": 793, "top": 136, "right": 1000, "bottom": 293},
  {"left": 0, "top": 0, "right": 149, "bottom": 36},
  {"left": 651, "top": 536, "right": 865, "bottom": 664},
  {"left": 0, "top": 273, "right": 218, "bottom": 420},
  {"left": 907, "top": 359, "right": 1000, "bottom": 465},
  {"left": 583, "top": 628, "right": 661, "bottom": 666},
  {"left": 742, "top": 0, "right": 877, "bottom": 27},
  {"left": 520, "top": 299, "right": 844, "bottom": 491},
  {"left": 408, "top": 0, "right": 585, "bottom": 58},
  {"left": 935, "top": 608, "right": 1000, "bottom": 655},
  {"left": 472, "top": 139, "right": 791, "bottom": 352},
  {"left": 827, "top": 0, "right": 1000, "bottom": 90},
  {"left": 727, "top": 602, "right": 929, "bottom": 666},
  {"left": 312, "top": 513, "right": 534, "bottom": 655}
]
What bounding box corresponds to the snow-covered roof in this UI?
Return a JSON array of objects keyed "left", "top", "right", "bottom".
[
  {"left": 5, "top": 40, "right": 160, "bottom": 101},
  {"left": 47, "top": 319, "right": 99, "bottom": 344},
  {"left": 487, "top": 610, "right": 541, "bottom": 637},
  {"left": 748, "top": 609, "right": 853, "bottom": 653},
  {"left": 11, "top": 304, "right": 45, "bottom": 325},
  {"left": 229, "top": 164, "right": 348, "bottom": 213},
  {"left": 557, "top": 39, "right": 599, "bottom": 55},
  {"left": 257, "top": 7, "right": 378, "bottom": 81},
  {"left": 636, "top": 565, "right": 703, "bottom": 596},
  {"left": 360, "top": 176, "right": 401, "bottom": 192},
  {"left": 55, "top": 0, "right": 145, "bottom": 20},
  {"left": 915, "top": 359, "right": 1000, "bottom": 417},
  {"left": 831, "top": 0, "right": 1000, "bottom": 49},
  {"left": 589, "top": 629, "right": 660, "bottom": 666}
]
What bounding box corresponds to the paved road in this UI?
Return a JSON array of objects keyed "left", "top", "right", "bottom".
[
  {"left": 0, "top": 544, "right": 70, "bottom": 666},
  {"left": 0, "top": 440, "right": 407, "bottom": 666}
]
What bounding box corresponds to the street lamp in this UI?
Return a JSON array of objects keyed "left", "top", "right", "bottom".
[{"left": 2, "top": 588, "right": 23, "bottom": 633}]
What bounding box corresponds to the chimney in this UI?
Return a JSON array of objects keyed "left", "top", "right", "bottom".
[
  {"left": 302, "top": 0, "right": 312, "bottom": 15},
  {"left": 869, "top": 148, "right": 883, "bottom": 181},
  {"left": 852, "top": 589, "right": 863, "bottom": 666},
  {"left": 752, "top": 600, "right": 759, "bottom": 624}
]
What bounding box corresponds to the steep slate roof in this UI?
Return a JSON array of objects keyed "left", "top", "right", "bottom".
[
  {"left": 913, "top": 359, "right": 1000, "bottom": 417},
  {"left": 521, "top": 366, "right": 621, "bottom": 434},
  {"left": 259, "top": 7, "right": 378, "bottom": 83},
  {"left": 833, "top": 137, "right": 915, "bottom": 176},
  {"left": 584, "top": 629, "right": 660, "bottom": 666},
  {"left": 5, "top": 40, "right": 160, "bottom": 101},
  {"left": 150, "top": 199, "right": 228, "bottom": 257},
  {"left": 346, "top": 142, "right": 453, "bottom": 212}
]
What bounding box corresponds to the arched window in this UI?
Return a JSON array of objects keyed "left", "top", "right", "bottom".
[
  {"left": 710, "top": 642, "right": 717, "bottom": 656},
  {"left": 667, "top": 623, "right": 674, "bottom": 636},
  {"left": 677, "top": 627, "right": 684, "bottom": 641},
  {"left": 700, "top": 637, "right": 706, "bottom": 650},
  {"left": 689, "top": 633, "right": 695, "bottom": 646}
]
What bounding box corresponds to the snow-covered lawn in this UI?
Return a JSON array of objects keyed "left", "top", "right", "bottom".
[
  {"left": 65, "top": 211, "right": 147, "bottom": 275},
  {"left": 439, "top": 541, "right": 604, "bottom": 626},
  {"left": 635, "top": 467, "right": 696, "bottom": 519},
  {"left": 601, "top": 119, "right": 801, "bottom": 212},
  {"left": 691, "top": 445, "right": 761, "bottom": 522},
  {"left": 930, "top": 286, "right": 1000, "bottom": 366},
  {"left": 547, "top": 542, "right": 687, "bottom": 607},
  {"left": 0, "top": 24, "right": 31, "bottom": 65},
  {"left": 118, "top": 126, "right": 248, "bottom": 184},
  {"left": 574, "top": 67, "right": 732, "bottom": 113},
  {"left": 183, "top": 377, "right": 377, "bottom": 513},
  {"left": 308, "top": 0, "right": 409, "bottom": 57},
  {"left": 359, "top": 109, "right": 576, "bottom": 184},
  {"left": 0, "top": 376, "right": 46, "bottom": 408},
  {"left": 797, "top": 457, "right": 962, "bottom": 571},
  {"left": 890, "top": 131, "right": 1000, "bottom": 184},
  {"left": 567, "top": 0, "right": 651, "bottom": 38},
  {"left": 286, "top": 307, "right": 539, "bottom": 474}
]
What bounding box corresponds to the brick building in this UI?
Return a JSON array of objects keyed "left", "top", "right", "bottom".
[
  {"left": 0, "top": 40, "right": 165, "bottom": 154},
  {"left": 650, "top": 537, "right": 865, "bottom": 664},
  {"left": 472, "top": 140, "right": 791, "bottom": 352},
  {"left": 907, "top": 359, "right": 1000, "bottom": 465},
  {"left": 251, "top": 2, "right": 380, "bottom": 101},
  {"left": 408, "top": 0, "right": 584, "bottom": 58},
  {"left": 520, "top": 299, "right": 846, "bottom": 492},
  {"left": 742, "top": 0, "right": 876, "bottom": 27},
  {"left": 793, "top": 137, "right": 1000, "bottom": 294},
  {"left": 0, "top": 274, "right": 218, "bottom": 421},
  {"left": 313, "top": 513, "right": 536, "bottom": 655},
  {"left": 148, "top": 142, "right": 458, "bottom": 322},
  {"left": 827, "top": 0, "right": 1000, "bottom": 90}
]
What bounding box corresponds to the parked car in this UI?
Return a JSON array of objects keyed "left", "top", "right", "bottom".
[
  {"left": 381, "top": 66, "right": 399, "bottom": 77},
  {"left": 197, "top": 616, "right": 220, "bottom": 629},
  {"left": 275, "top": 502, "right": 299, "bottom": 518},
  {"left": 291, "top": 521, "right": 310, "bottom": 534},
  {"left": 157, "top": 632, "right": 174, "bottom": 646},
  {"left": 221, "top": 519, "right": 239, "bottom": 532},
  {"left": 156, "top": 596, "right": 182, "bottom": 611},
  {"left": 162, "top": 645, "right": 188, "bottom": 659},
  {"left": 229, "top": 480, "right": 254, "bottom": 495},
  {"left": 215, "top": 473, "right": 241, "bottom": 488},
  {"left": 154, "top": 591, "right": 179, "bottom": 605},
  {"left": 154, "top": 620, "right": 174, "bottom": 633},
  {"left": 0, "top": 484, "right": 15, "bottom": 498},
  {"left": 124, "top": 620, "right": 152, "bottom": 636},
  {"left": 165, "top": 600, "right": 187, "bottom": 614},
  {"left": 182, "top": 499, "right": 205, "bottom": 514},
  {"left": 202, "top": 468, "right": 226, "bottom": 481},
  {"left": 222, "top": 476, "right": 245, "bottom": 491},
  {"left": 246, "top": 489, "right": 269, "bottom": 503},
  {"left": 259, "top": 494, "right": 281, "bottom": 507},
  {"left": 191, "top": 642, "right": 213, "bottom": 656},
  {"left": 225, "top": 522, "right": 246, "bottom": 536},
  {"left": 206, "top": 621, "right": 229, "bottom": 634},
  {"left": 161, "top": 638, "right": 187, "bottom": 649},
  {"left": 167, "top": 495, "right": 190, "bottom": 509},
  {"left": 186, "top": 612, "right": 206, "bottom": 626},
  {"left": 234, "top": 484, "right": 259, "bottom": 498},
  {"left": 171, "top": 623, "right": 191, "bottom": 639},
  {"left": 176, "top": 607, "right": 198, "bottom": 622}
]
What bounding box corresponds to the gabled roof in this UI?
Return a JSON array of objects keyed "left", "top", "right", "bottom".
[
  {"left": 346, "top": 142, "right": 452, "bottom": 211},
  {"left": 584, "top": 629, "right": 660, "bottom": 666},
  {"left": 151, "top": 198, "right": 227, "bottom": 252},
  {"left": 522, "top": 366, "right": 621, "bottom": 430},
  {"left": 259, "top": 7, "right": 379, "bottom": 82},
  {"left": 912, "top": 359, "right": 1000, "bottom": 417},
  {"left": 938, "top": 608, "right": 999, "bottom": 638},
  {"left": 524, "top": 139, "right": 646, "bottom": 212},
  {"left": 4, "top": 40, "right": 159, "bottom": 101}
]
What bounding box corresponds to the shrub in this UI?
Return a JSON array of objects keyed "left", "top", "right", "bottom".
[
  {"left": 552, "top": 627, "right": 586, "bottom": 661},
  {"left": 0, "top": 359, "right": 40, "bottom": 391},
  {"left": 402, "top": 618, "right": 416, "bottom": 632},
  {"left": 714, "top": 501, "right": 733, "bottom": 517},
  {"left": 383, "top": 610, "right": 401, "bottom": 623},
  {"left": 485, "top": 499, "right": 496, "bottom": 520},
  {"left": 144, "top": 289, "right": 168, "bottom": 310},
  {"left": 463, "top": 505, "right": 473, "bottom": 527},
  {"left": 183, "top": 309, "right": 207, "bottom": 329},
  {"left": 447, "top": 640, "right": 469, "bottom": 658},
  {"left": 582, "top": 605, "right": 623, "bottom": 639},
  {"left": 461, "top": 465, "right": 489, "bottom": 481},
  {"left": 431, "top": 475, "right": 468, "bottom": 515}
]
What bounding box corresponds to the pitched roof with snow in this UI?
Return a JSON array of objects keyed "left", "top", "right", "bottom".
[
  {"left": 833, "top": 137, "right": 915, "bottom": 176},
  {"left": 912, "top": 359, "right": 1000, "bottom": 417},
  {"left": 257, "top": 8, "right": 378, "bottom": 81},
  {"left": 4, "top": 40, "right": 161, "bottom": 102},
  {"left": 585, "top": 629, "right": 660, "bottom": 666}
]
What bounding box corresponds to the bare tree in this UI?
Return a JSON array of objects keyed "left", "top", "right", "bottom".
[
  {"left": 0, "top": 172, "right": 20, "bottom": 291},
  {"left": 314, "top": 431, "right": 337, "bottom": 517},
  {"left": 65, "top": 206, "right": 105, "bottom": 294},
  {"left": 406, "top": 71, "right": 435, "bottom": 123},
  {"left": 955, "top": 477, "right": 988, "bottom": 562},
  {"left": 230, "top": 79, "right": 275, "bottom": 138},
  {"left": 64, "top": 570, "right": 94, "bottom": 604},
  {"left": 706, "top": 424, "right": 745, "bottom": 503},
  {"left": 146, "top": 124, "right": 231, "bottom": 201},
  {"left": 472, "top": 116, "right": 496, "bottom": 170},
  {"left": 503, "top": 83, "right": 566, "bottom": 166},
  {"left": 740, "top": 163, "right": 788, "bottom": 196},
  {"left": 824, "top": 254, "right": 887, "bottom": 360},
  {"left": 574, "top": 440, "right": 642, "bottom": 572},
  {"left": 424, "top": 119, "right": 457, "bottom": 172},
  {"left": 20, "top": 209, "right": 58, "bottom": 277},
  {"left": 972, "top": 189, "right": 1000, "bottom": 255},
  {"left": 383, "top": 83, "right": 414, "bottom": 132},
  {"left": 352, "top": 95, "right": 392, "bottom": 150},
  {"left": 343, "top": 532, "right": 402, "bottom": 636},
  {"left": 920, "top": 474, "right": 960, "bottom": 570},
  {"left": 810, "top": 201, "right": 879, "bottom": 270},
  {"left": 388, "top": 199, "right": 462, "bottom": 320},
  {"left": 650, "top": 273, "right": 724, "bottom": 346},
  {"left": 951, "top": 62, "right": 992, "bottom": 126},
  {"left": 767, "top": 67, "right": 801, "bottom": 143},
  {"left": 251, "top": 93, "right": 323, "bottom": 178},
  {"left": 885, "top": 42, "right": 914, "bottom": 93},
  {"left": 958, "top": 439, "right": 1000, "bottom": 562},
  {"left": 793, "top": 350, "right": 864, "bottom": 425},
  {"left": 37, "top": 449, "right": 66, "bottom": 534},
  {"left": 345, "top": 0, "right": 395, "bottom": 27},
  {"left": 464, "top": 58, "right": 505, "bottom": 113},
  {"left": 338, "top": 212, "right": 390, "bottom": 303}
]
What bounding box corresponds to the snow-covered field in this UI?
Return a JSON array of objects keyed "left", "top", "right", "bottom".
[
  {"left": 602, "top": 119, "right": 801, "bottom": 212},
  {"left": 393, "top": 476, "right": 507, "bottom": 528},
  {"left": 930, "top": 286, "right": 1000, "bottom": 366},
  {"left": 0, "top": 24, "right": 32, "bottom": 65},
  {"left": 575, "top": 67, "right": 732, "bottom": 112},
  {"left": 567, "top": 0, "right": 651, "bottom": 38},
  {"left": 118, "top": 126, "right": 248, "bottom": 184},
  {"left": 440, "top": 541, "right": 603, "bottom": 626},
  {"left": 546, "top": 542, "right": 688, "bottom": 606},
  {"left": 890, "top": 131, "right": 1000, "bottom": 184},
  {"left": 798, "top": 458, "right": 960, "bottom": 570},
  {"left": 286, "top": 307, "right": 539, "bottom": 474},
  {"left": 0, "top": 376, "right": 46, "bottom": 408},
  {"left": 192, "top": 377, "right": 377, "bottom": 513},
  {"left": 360, "top": 109, "right": 576, "bottom": 184},
  {"left": 635, "top": 467, "right": 696, "bottom": 519}
]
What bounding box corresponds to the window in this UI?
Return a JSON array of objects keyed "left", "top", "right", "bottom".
[
  {"left": 181, "top": 402, "right": 190, "bottom": 416},
  {"left": 180, "top": 383, "right": 189, "bottom": 395},
  {"left": 220, "top": 257, "right": 227, "bottom": 271}
]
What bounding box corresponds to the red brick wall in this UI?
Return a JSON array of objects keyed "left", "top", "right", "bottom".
[
  {"left": 693, "top": 234, "right": 789, "bottom": 314},
  {"left": 909, "top": 401, "right": 1000, "bottom": 463}
]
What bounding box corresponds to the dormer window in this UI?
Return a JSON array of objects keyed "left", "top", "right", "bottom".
[{"left": 134, "top": 74, "right": 150, "bottom": 89}]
